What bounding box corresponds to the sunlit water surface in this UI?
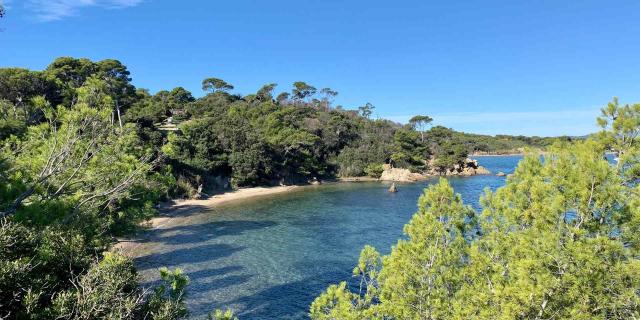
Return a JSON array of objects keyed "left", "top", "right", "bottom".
[{"left": 131, "top": 155, "right": 522, "bottom": 319}]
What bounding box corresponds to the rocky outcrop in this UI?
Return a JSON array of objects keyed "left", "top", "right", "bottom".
[
  {"left": 388, "top": 183, "right": 398, "bottom": 192},
  {"left": 379, "top": 158, "right": 491, "bottom": 181},
  {"left": 496, "top": 171, "right": 506, "bottom": 177},
  {"left": 380, "top": 165, "right": 427, "bottom": 182},
  {"left": 428, "top": 158, "right": 491, "bottom": 176}
]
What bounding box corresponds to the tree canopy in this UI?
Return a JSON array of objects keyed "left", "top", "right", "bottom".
[
  {"left": 0, "top": 56, "right": 604, "bottom": 319},
  {"left": 311, "top": 99, "right": 640, "bottom": 319},
  {"left": 202, "top": 77, "right": 234, "bottom": 93}
]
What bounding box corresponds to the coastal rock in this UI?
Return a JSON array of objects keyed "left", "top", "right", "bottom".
[
  {"left": 496, "top": 171, "right": 506, "bottom": 177},
  {"left": 474, "top": 166, "right": 491, "bottom": 175},
  {"left": 388, "top": 183, "right": 398, "bottom": 193},
  {"left": 432, "top": 158, "right": 491, "bottom": 176},
  {"left": 381, "top": 158, "right": 490, "bottom": 180},
  {"left": 379, "top": 168, "right": 426, "bottom": 182}
]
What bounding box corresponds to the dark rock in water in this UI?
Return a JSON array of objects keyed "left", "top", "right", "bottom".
[
  {"left": 496, "top": 172, "right": 506, "bottom": 177},
  {"left": 388, "top": 183, "right": 398, "bottom": 193}
]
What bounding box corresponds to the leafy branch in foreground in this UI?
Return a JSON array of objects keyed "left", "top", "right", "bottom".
[
  {"left": 311, "top": 99, "right": 640, "bottom": 319},
  {"left": 0, "top": 72, "right": 180, "bottom": 318},
  {"left": 1, "top": 77, "right": 163, "bottom": 230}
]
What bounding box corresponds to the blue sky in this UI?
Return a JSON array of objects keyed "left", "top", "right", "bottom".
[{"left": 1, "top": 0, "right": 639, "bottom": 136}]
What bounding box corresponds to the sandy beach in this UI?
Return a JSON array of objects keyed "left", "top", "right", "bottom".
[
  {"left": 113, "top": 185, "right": 299, "bottom": 253},
  {"left": 337, "top": 176, "right": 380, "bottom": 182}
]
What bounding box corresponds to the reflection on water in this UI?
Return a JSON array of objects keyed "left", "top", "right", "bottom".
[{"left": 130, "top": 155, "right": 522, "bottom": 319}]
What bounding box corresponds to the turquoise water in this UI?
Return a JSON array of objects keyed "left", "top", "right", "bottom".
[{"left": 131, "top": 155, "right": 522, "bottom": 319}]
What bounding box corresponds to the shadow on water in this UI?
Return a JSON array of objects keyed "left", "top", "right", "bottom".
[
  {"left": 140, "top": 264, "right": 250, "bottom": 298},
  {"left": 134, "top": 220, "right": 278, "bottom": 269},
  {"left": 132, "top": 157, "right": 525, "bottom": 319},
  {"left": 132, "top": 219, "right": 279, "bottom": 306},
  {"left": 135, "top": 243, "right": 245, "bottom": 267},
  {"left": 186, "top": 260, "right": 355, "bottom": 320},
  {"left": 136, "top": 219, "right": 279, "bottom": 246}
]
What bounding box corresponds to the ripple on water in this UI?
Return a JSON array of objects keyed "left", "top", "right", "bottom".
[{"left": 131, "top": 156, "right": 522, "bottom": 319}]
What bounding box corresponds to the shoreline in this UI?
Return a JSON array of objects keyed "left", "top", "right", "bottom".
[
  {"left": 113, "top": 185, "right": 299, "bottom": 254},
  {"left": 114, "top": 162, "right": 507, "bottom": 254},
  {"left": 471, "top": 153, "right": 525, "bottom": 157},
  {"left": 336, "top": 176, "right": 380, "bottom": 182}
]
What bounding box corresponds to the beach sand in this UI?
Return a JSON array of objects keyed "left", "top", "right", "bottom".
[{"left": 113, "top": 185, "right": 298, "bottom": 254}]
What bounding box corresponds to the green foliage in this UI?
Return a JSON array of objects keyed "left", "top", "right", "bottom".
[
  {"left": 0, "top": 57, "right": 185, "bottom": 319},
  {"left": 312, "top": 102, "right": 640, "bottom": 319},
  {"left": 409, "top": 114, "right": 433, "bottom": 142},
  {"left": 255, "top": 83, "right": 277, "bottom": 102},
  {"left": 51, "top": 252, "right": 141, "bottom": 319},
  {"left": 335, "top": 119, "right": 396, "bottom": 177},
  {"left": 209, "top": 309, "right": 239, "bottom": 320},
  {"left": 391, "top": 127, "right": 428, "bottom": 170},
  {"left": 0, "top": 220, "right": 94, "bottom": 318},
  {"left": 202, "top": 77, "right": 234, "bottom": 93},
  {"left": 425, "top": 126, "right": 468, "bottom": 172},
  {"left": 364, "top": 163, "right": 384, "bottom": 178},
  {"left": 126, "top": 87, "right": 194, "bottom": 124},
  {"left": 0, "top": 218, "right": 190, "bottom": 319},
  {"left": 2, "top": 56, "right": 607, "bottom": 318},
  {"left": 457, "top": 131, "right": 572, "bottom": 155},
  {"left": 597, "top": 97, "right": 640, "bottom": 182},
  {"left": 292, "top": 81, "right": 317, "bottom": 102},
  {"left": 1, "top": 77, "right": 165, "bottom": 232},
  {"left": 357, "top": 102, "right": 375, "bottom": 119},
  {"left": 45, "top": 57, "right": 137, "bottom": 112},
  {"left": 146, "top": 267, "right": 190, "bottom": 320},
  {"left": 163, "top": 117, "right": 229, "bottom": 173},
  {"left": 2, "top": 57, "right": 553, "bottom": 198}
]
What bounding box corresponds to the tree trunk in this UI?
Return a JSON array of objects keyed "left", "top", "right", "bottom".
[{"left": 115, "top": 101, "right": 123, "bottom": 128}]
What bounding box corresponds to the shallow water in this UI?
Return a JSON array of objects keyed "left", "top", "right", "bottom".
[{"left": 132, "top": 155, "right": 522, "bottom": 319}]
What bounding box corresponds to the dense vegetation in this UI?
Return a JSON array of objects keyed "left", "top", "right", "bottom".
[
  {"left": 457, "top": 131, "right": 574, "bottom": 155},
  {"left": 311, "top": 100, "right": 640, "bottom": 319},
  {"left": 0, "top": 57, "right": 562, "bottom": 196},
  {"left": 0, "top": 55, "right": 610, "bottom": 319},
  {"left": 0, "top": 59, "right": 189, "bottom": 319}
]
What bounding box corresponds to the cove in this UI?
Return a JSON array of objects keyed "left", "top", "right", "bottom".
[{"left": 130, "top": 155, "right": 522, "bottom": 319}]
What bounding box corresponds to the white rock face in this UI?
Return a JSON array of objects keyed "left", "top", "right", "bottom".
[{"left": 379, "top": 168, "right": 426, "bottom": 182}]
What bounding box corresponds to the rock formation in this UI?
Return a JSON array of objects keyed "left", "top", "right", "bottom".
[
  {"left": 388, "top": 183, "right": 398, "bottom": 192},
  {"left": 379, "top": 166, "right": 426, "bottom": 182},
  {"left": 430, "top": 158, "right": 491, "bottom": 176},
  {"left": 379, "top": 158, "right": 491, "bottom": 181}
]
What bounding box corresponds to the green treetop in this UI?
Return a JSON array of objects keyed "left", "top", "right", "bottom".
[
  {"left": 202, "top": 77, "right": 234, "bottom": 93},
  {"left": 311, "top": 98, "right": 640, "bottom": 319},
  {"left": 409, "top": 114, "right": 433, "bottom": 142}
]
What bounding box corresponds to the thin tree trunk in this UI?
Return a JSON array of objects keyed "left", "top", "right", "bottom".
[{"left": 115, "top": 101, "right": 123, "bottom": 128}]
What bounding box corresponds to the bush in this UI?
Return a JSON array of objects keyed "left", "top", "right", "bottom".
[
  {"left": 364, "top": 163, "right": 384, "bottom": 178},
  {"left": 0, "top": 220, "right": 93, "bottom": 319},
  {"left": 51, "top": 252, "right": 142, "bottom": 319}
]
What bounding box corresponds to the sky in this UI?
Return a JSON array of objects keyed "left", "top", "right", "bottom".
[{"left": 0, "top": 0, "right": 639, "bottom": 136}]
